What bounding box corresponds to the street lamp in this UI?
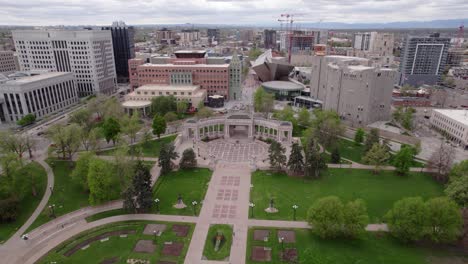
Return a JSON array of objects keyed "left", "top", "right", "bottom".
[
  {"left": 280, "top": 237, "right": 285, "bottom": 253},
  {"left": 48, "top": 204, "right": 56, "bottom": 218},
  {"left": 249, "top": 202, "right": 255, "bottom": 218},
  {"left": 292, "top": 205, "right": 298, "bottom": 221},
  {"left": 192, "top": 201, "right": 198, "bottom": 215},
  {"left": 154, "top": 198, "right": 160, "bottom": 213}
]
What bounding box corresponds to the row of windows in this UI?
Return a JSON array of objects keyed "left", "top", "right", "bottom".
[
  {"left": 136, "top": 91, "right": 193, "bottom": 96},
  {"left": 141, "top": 68, "right": 228, "bottom": 73}
]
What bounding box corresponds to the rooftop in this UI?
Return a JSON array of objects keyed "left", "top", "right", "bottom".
[
  {"left": 4, "top": 72, "right": 71, "bottom": 85},
  {"left": 262, "top": 81, "right": 305, "bottom": 91},
  {"left": 433, "top": 109, "right": 468, "bottom": 125},
  {"left": 141, "top": 63, "right": 229, "bottom": 68},
  {"left": 136, "top": 84, "right": 201, "bottom": 92}
]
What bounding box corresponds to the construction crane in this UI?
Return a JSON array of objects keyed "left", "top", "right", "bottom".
[
  {"left": 278, "top": 13, "right": 306, "bottom": 63},
  {"left": 456, "top": 23, "right": 464, "bottom": 48}
]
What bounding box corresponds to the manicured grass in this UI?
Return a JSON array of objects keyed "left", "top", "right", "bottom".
[
  {"left": 98, "top": 135, "right": 177, "bottom": 157},
  {"left": 85, "top": 209, "right": 129, "bottom": 222},
  {"left": 246, "top": 227, "right": 465, "bottom": 264},
  {"left": 0, "top": 162, "right": 47, "bottom": 243},
  {"left": 152, "top": 168, "right": 212, "bottom": 216},
  {"left": 203, "top": 224, "right": 233, "bottom": 261},
  {"left": 250, "top": 169, "right": 443, "bottom": 222},
  {"left": 27, "top": 160, "right": 89, "bottom": 233},
  {"left": 328, "top": 138, "right": 426, "bottom": 167},
  {"left": 38, "top": 221, "right": 194, "bottom": 264}
]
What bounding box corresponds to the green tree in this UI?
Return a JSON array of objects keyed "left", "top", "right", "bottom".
[
  {"left": 87, "top": 159, "right": 119, "bottom": 205},
  {"left": 0, "top": 197, "right": 20, "bottom": 223},
  {"left": 253, "top": 87, "right": 274, "bottom": 113},
  {"left": 330, "top": 147, "right": 341, "bottom": 164},
  {"left": 123, "top": 161, "right": 153, "bottom": 213},
  {"left": 71, "top": 152, "right": 95, "bottom": 191},
  {"left": 309, "top": 110, "right": 344, "bottom": 149},
  {"left": 176, "top": 101, "right": 188, "bottom": 115},
  {"left": 343, "top": 199, "right": 369, "bottom": 238},
  {"left": 180, "top": 148, "right": 197, "bottom": 169},
  {"left": 164, "top": 111, "right": 178, "bottom": 123},
  {"left": 274, "top": 106, "right": 298, "bottom": 132},
  {"left": 445, "top": 175, "right": 468, "bottom": 208},
  {"left": 268, "top": 140, "right": 287, "bottom": 171},
  {"left": 102, "top": 117, "right": 121, "bottom": 145},
  {"left": 307, "top": 196, "right": 344, "bottom": 239},
  {"left": 150, "top": 96, "right": 177, "bottom": 116},
  {"left": 70, "top": 108, "right": 93, "bottom": 132},
  {"left": 16, "top": 113, "right": 36, "bottom": 126},
  {"left": 449, "top": 160, "right": 468, "bottom": 180},
  {"left": 297, "top": 108, "right": 311, "bottom": 127},
  {"left": 428, "top": 142, "right": 454, "bottom": 183},
  {"left": 392, "top": 146, "right": 414, "bottom": 175},
  {"left": 354, "top": 128, "right": 365, "bottom": 145},
  {"left": 103, "top": 97, "right": 124, "bottom": 120},
  {"left": 304, "top": 140, "right": 327, "bottom": 179},
  {"left": 425, "top": 197, "right": 462, "bottom": 243},
  {"left": 0, "top": 131, "right": 28, "bottom": 159},
  {"left": 364, "top": 128, "right": 380, "bottom": 152},
  {"left": 362, "top": 143, "right": 390, "bottom": 174},
  {"left": 47, "top": 123, "right": 82, "bottom": 160},
  {"left": 385, "top": 197, "right": 427, "bottom": 243},
  {"left": 121, "top": 111, "right": 142, "bottom": 144},
  {"left": 196, "top": 107, "right": 214, "bottom": 118},
  {"left": 152, "top": 114, "right": 166, "bottom": 138},
  {"left": 158, "top": 143, "right": 179, "bottom": 175},
  {"left": 287, "top": 142, "right": 304, "bottom": 175},
  {"left": 401, "top": 110, "right": 413, "bottom": 130}
]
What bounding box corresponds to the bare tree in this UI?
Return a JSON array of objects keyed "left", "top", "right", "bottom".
[{"left": 428, "top": 141, "right": 454, "bottom": 183}]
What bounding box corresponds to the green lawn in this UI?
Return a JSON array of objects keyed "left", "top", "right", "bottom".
[
  {"left": 203, "top": 224, "right": 233, "bottom": 261},
  {"left": 152, "top": 168, "right": 212, "bottom": 216},
  {"left": 98, "top": 135, "right": 177, "bottom": 157},
  {"left": 26, "top": 160, "right": 89, "bottom": 233},
  {"left": 328, "top": 138, "right": 425, "bottom": 167},
  {"left": 38, "top": 221, "right": 194, "bottom": 264},
  {"left": 246, "top": 227, "right": 466, "bottom": 264},
  {"left": 250, "top": 169, "right": 443, "bottom": 222},
  {"left": 0, "top": 162, "right": 47, "bottom": 243}
]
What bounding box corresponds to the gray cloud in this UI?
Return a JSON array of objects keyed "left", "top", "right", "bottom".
[{"left": 0, "top": 0, "right": 466, "bottom": 25}]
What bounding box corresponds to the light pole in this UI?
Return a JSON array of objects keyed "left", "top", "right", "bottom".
[
  {"left": 192, "top": 201, "right": 198, "bottom": 215},
  {"left": 49, "top": 204, "right": 56, "bottom": 218},
  {"left": 249, "top": 202, "right": 255, "bottom": 218},
  {"left": 49, "top": 185, "right": 53, "bottom": 194},
  {"left": 153, "top": 230, "right": 157, "bottom": 244},
  {"left": 154, "top": 198, "right": 160, "bottom": 213},
  {"left": 280, "top": 237, "right": 285, "bottom": 253},
  {"left": 292, "top": 204, "right": 298, "bottom": 221}
]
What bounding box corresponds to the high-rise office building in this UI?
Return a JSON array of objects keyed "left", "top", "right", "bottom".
[
  {"left": 351, "top": 32, "right": 394, "bottom": 66},
  {"left": 399, "top": 33, "right": 450, "bottom": 86},
  {"left": 310, "top": 55, "right": 396, "bottom": 125},
  {"left": 155, "top": 28, "right": 176, "bottom": 45},
  {"left": 0, "top": 51, "right": 18, "bottom": 74},
  {"left": 207, "top": 29, "right": 220, "bottom": 44},
  {"left": 178, "top": 29, "right": 200, "bottom": 47},
  {"left": 102, "top": 21, "right": 135, "bottom": 83},
  {"left": 280, "top": 31, "right": 318, "bottom": 54},
  {"left": 12, "top": 29, "right": 117, "bottom": 97},
  {"left": 264, "top": 30, "right": 277, "bottom": 50}
]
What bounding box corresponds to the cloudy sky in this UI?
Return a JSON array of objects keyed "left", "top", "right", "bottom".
[{"left": 0, "top": 0, "right": 467, "bottom": 26}]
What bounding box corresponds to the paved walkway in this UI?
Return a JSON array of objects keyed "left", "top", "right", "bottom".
[{"left": 185, "top": 162, "right": 251, "bottom": 264}]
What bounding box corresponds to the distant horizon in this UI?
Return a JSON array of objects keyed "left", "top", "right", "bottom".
[{"left": 1, "top": 18, "right": 467, "bottom": 30}]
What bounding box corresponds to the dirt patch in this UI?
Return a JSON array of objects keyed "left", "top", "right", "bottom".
[
  {"left": 100, "top": 257, "right": 119, "bottom": 264},
  {"left": 253, "top": 230, "right": 270, "bottom": 241},
  {"left": 143, "top": 224, "right": 167, "bottom": 235},
  {"left": 280, "top": 248, "right": 298, "bottom": 262},
  {"left": 162, "top": 242, "right": 184, "bottom": 256},
  {"left": 251, "top": 246, "right": 272, "bottom": 262},
  {"left": 64, "top": 229, "right": 136, "bottom": 257},
  {"left": 277, "top": 230, "right": 296, "bottom": 243},
  {"left": 172, "top": 224, "right": 190, "bottom": 237},
  {"left": 133, "top": 240, "right": 156, "bottom": 253}
]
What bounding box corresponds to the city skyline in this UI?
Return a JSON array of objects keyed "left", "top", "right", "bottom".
[{"left": 0, "top": 0, "right": 467, "bottom": 26}]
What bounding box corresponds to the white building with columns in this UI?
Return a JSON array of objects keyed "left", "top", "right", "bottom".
[
  {"left": 0, "top": 72, "right": 78, "bottom": 123},
  {"left": 182, "top": 113, "right": 293, "bottom": 143},
  {"left": 12, "top": 29, "right": 117, "bottom": 97},
  {"left": 430, "top": 109, "right": 468, "bottom": 148}
]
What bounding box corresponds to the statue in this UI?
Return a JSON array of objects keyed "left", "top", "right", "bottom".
[
  {"left": 269, "top": 198, "right": 274, "bottom": 209},
  {"left": 177, "top": 194, "right": 183, "bottom": 204},
  {"left": 174, "top": 193, "right": 187, "bottom": 209},
  {"left": 265, "top": 197, "right": 278, "bottom": 213}
]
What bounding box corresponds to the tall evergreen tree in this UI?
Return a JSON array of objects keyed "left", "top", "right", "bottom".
[
  {"left": 305, "top": 140, "right": 327, "bottom": 178},
  {"left": 287, "top": 142, "right": 304, "bottom": 175},
  {"left": 268, "top": 140, "right": 287, "bottom": 171},
  {"left": 364, "top": 128, "right": 380, "bottom": 152},
  {"left": 158, "top": 143, "right": 179, "bottom": 175},
  {"left": 331, "top": 147, "right": 341, "bottom": 164},
  {"left": 180, "top": 148, "right": 197, "bottom": 169}
]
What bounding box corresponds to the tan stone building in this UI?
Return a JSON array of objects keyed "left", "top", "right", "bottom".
[{"left": 310, "top": 55, "right": 396, "bottom": 125}]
